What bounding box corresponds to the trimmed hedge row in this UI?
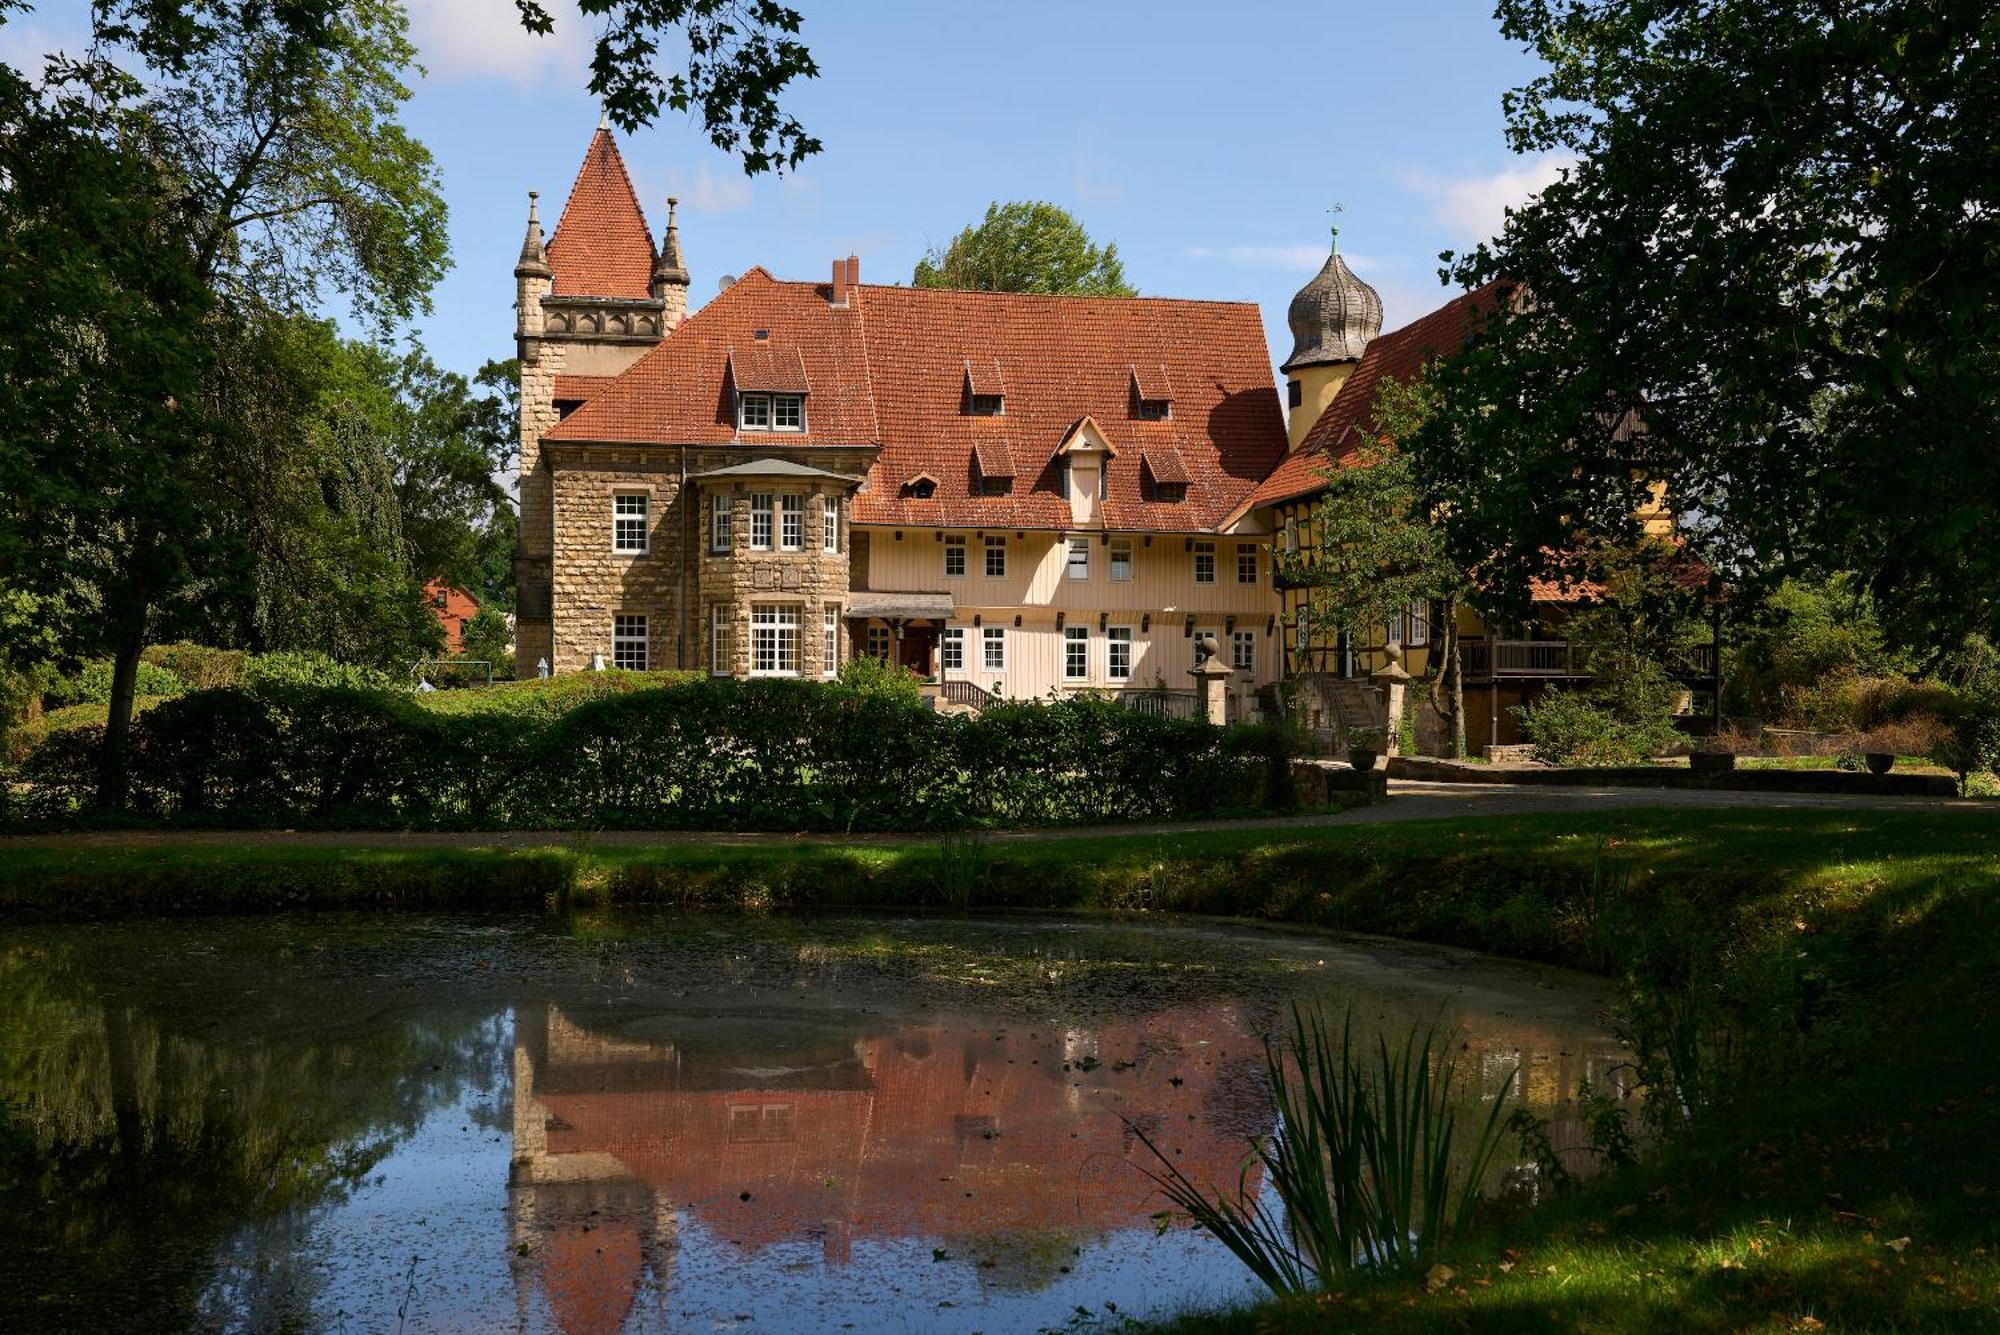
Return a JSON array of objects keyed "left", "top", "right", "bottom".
[{"left": 9, "top": 679, "right": 1274, "bottom": 832}]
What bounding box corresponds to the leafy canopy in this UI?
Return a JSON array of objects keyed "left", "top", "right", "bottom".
[
  {"left": 1414, "top": 0, "right": 2000, "bottom": 658},
  {"left": 914, "top": 201, "right": 1136, "bottom": 297}
]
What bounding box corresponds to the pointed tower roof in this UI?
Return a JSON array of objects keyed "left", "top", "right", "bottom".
[
  {"left": 514, "top": 190, "right": 551, "bottom": 279},
  {"left": 546, "top": 128, "right": 658, "bottom": 300},
  {"left": 652, "top": 195, "right": 689, "bottom": 294},
  {"left": 1281, "top": 225, "right": 1382, "bottom": 373}
]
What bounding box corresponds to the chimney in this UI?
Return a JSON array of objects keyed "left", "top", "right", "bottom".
[
  {"left": 830, "top": 257, "right": 849, "bottom": 309},
  {"left": 845, "top": 254, "right": 860, "bottom": 291}
]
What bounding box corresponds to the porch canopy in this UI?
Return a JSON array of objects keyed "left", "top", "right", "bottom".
[{"left": 847, "top": 590, "right": 955, "bottom": 621}]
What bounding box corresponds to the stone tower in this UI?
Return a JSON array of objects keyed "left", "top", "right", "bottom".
[
  {"left": 513, "top": 127, "right": 690, "bottom": 674},
  {"left": 1280, "top": 227, "right": 1382, "bottom": 449}
]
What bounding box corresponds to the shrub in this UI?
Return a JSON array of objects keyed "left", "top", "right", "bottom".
[
  {"left": 241, "top": 650, "right": 397, "bottom": 693},
  {"left": 1516, "top": 669, "right": 1683, "bottom": 767},
  {"left": 10, "top": 677, "right": 1265, "bottom": 832},
  {"left": 1933, "top": 702, "right": 2000, "bottom": 796},
  {"left": 44, "top": 659, "right": 188, "bottom": 709},
  {"left": 142, "top": 643, "right": 247, "bottom": 692}
]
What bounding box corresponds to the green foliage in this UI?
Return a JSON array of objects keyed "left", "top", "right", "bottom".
[
  {"left": 1416, "top": 0, "right": 2000, "bottom": 657},
  {"left": 914, "top": 201, "right": 1135, "bottom": 296},
  {"left": 835, "top": 653, "right": 925, "bottom": 703},
  {"left": 457, "top": 609, "right": 513, "bottom": 676},
  {"left": 44, "top": 661, "right": 187, "bottom": 710},
  {"left": 1135, "top": 1009, "right": 1514, "bottom": 1292},
  {"left": 1515, "top": 676, "right": 1682, "bottom": 767},
  {"left": 1727, "top": 576, "right": 1903, "bottom": 718},
  {"left": 141, "top": 643, "right": 247, "bottom": 692},
  {"left": 11, "top": 681, "right": 1253, "bottom": 832}
]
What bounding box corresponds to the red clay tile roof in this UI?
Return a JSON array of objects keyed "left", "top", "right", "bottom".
[
  {"left": 1141, "top": 444, "right": 1191, "bottom": 486},
  {"left": 546, "top": 271, "right": 1287, "bottom": 533},
  {"left": 1243, "top": 281, "right": 1510, "bottom": 511},
  {"left": 728, "top": 343, "right": 812, "bottom": 393},
  {"left": 552, "top": 373, "right": 618, "bottom": 402},
  {"left": 964, "top": 358, "right": 1005, "bottom": 398},
  {"left": 970, "top": 434, "right": 1016, "bottom": 478},
  {"left": 1131, "top": 362, "right": 1174, "bottom": 402},
  {"left": 545, "top": 129, "right": 657, "bottom": 300}
]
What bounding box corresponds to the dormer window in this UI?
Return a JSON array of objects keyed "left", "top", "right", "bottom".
[
  {"left": 969, "top": 393, "right": 1004, "bottom": 417},
  {"left": 903, "top": 472, "right": 938, "bottom": 500},
  {"left": 740, "top": 393, "right": 805, "bottom": 432},
  {"left": 1130, "top": 364, "right": 1174, "bottom": 421},
  {"left": 963, "top": 358, "right": 1005, "bottom": 417}
]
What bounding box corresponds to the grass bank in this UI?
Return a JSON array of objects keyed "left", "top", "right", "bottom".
[{"left": 4, "top": 808, "right": 1996, "bottom": 1332}]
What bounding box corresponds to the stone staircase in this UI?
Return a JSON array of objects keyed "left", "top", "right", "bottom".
[{"left": 1297, "top": 675, "right": 1383, "bottom": 752}]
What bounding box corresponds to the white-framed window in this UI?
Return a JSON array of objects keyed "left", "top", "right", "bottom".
[
  {"left": 751, "top": 493, "right": 773, "bottom": 550},
  {"left": 1107, "top": 626, "right": 1132, "bottom": 681},
  {"left": 866, "top": 624, "right": 891, "bottom": 662},
  {"left": 1232, "top": 629, "right": 1255, "bottom": 673},
  {"left": 821, "top": 495, "right": 839, "bottom": 553},
  {"left": 710, "top": 605, "right": 731, "bottom": 676},
  {"left": 780, "top": 494, "right": 803, "bottom": 550},
  {"left": 710, "top": 495, "right": 732, "bottom": 553},
  {"left": 612, "top": 613, "right": 648, "bottom": 670},
  {"left": 1063, "top": 625, "right": 1089, "bottom": 681},
  {"left": 1109, "top": 538, "right": 1133, "bottom": 582},
  {"left": 613, "top": 493, "right": 649, "bottom": 554},
  {"left": 740, "top": 394, "right": 771, "bottom": 430},
  {"left": 944, "top": 535, "right": 966, "bottom": 577},
  {"left": 1237, "top": 545, "right": 1259, "bottom": 584},
  {"left": 982, "top": 626, "right": 1006, "bottom": 671},
  {"left": 984, "top": 535, "right": 1006, "bottom": 578},
  {"left": 772, "top": 394, "right": 804, "bottom": 430},
  {"left": 942, "top": 627, "right": 965, "bottom": 672},
  {"left": 1193, "top": 540, "right": 1216, "bottom": 584},
  {"left": 1067, "top": 536, "right": 1090, "bottom": 581},
  {"left": 750, "top": 605, "right": 801, "bottom": 676},
  {"left": 1406, "top": 599, "right": 1431, "bottom": 647},
  {"left": 822, "top": 605, "right": 839, "bottom": 676}
]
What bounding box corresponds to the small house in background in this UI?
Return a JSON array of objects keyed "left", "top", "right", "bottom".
[{"left": 425, "top": 579, "right": 481, "bottom": 654}]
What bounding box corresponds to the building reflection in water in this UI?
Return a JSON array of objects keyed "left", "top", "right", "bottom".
[{"left": 505, "top": 1002, "right": 1625, "bottom": 1333}]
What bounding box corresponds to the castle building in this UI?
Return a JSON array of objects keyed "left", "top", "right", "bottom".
[
  {"left": 513, "top": 128, "right": 1289, "bottom": 713},
  {"left": 511, "top": 127, "right": 1694, "bottom": 743}
]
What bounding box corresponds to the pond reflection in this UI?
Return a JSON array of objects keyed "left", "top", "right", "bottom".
[{"left": 0, "top": 914, "right": 1631, "bottom": 1333}]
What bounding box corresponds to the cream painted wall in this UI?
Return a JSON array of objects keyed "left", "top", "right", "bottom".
[
  {"left": 858, "top": 525, "right": 1282, "bottom": 699},
  {"left": 1285, "top": 363, "right": 1357, "bottom": 449}
]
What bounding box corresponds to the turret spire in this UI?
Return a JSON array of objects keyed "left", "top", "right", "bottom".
[
  {"left": 652, "top": 194, "right": 690, "bottom": 298},
  {"left": 514, "top": 189, "right": 551, "bottom": 279},
  {"left": 1281, "top": 209, "right": 1381, "bottom": 372}
]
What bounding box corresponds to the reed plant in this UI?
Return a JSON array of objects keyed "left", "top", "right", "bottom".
[{"left": 1134, "top": 1006, "right": 1514, "bottom": 1294}]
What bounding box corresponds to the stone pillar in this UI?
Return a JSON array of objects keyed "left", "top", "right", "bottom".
[
  {"left": 1189, "top": 632, "right": 1233, "bottom": 727},
  {"left": 1370, "top": 645, "right": 1413, "bottom": 756}
]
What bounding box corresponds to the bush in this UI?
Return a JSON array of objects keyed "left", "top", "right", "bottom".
[
  {"left": 141, "top": 643, "right": 247, "bottom": 692},
  {"left": 240, "top": 650, "right": 397, "bottom": 693},
  {"left": 10, "top": 678, "right": 1257, "bottom": 832},
  {"left": 1933, "top": 702, "right": 2000, "bottom": 796},
  {"left": 44, "top": 659, "right": 188, "bottom": 709},
  {"left": 1516, "top": 686, "right": 1683, "bottom": 767}
]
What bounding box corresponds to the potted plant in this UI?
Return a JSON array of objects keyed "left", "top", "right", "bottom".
[
  {"left": 1346, "top": 725, "right": 1386, "bottom": 772},
  {"left": 1863, "top": 751, "right": 1896, "bottom": 775}
]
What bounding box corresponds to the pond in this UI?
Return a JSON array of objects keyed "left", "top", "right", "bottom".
[{"left": 0, "top": 912, "right": 1629, "bottom": 1333}]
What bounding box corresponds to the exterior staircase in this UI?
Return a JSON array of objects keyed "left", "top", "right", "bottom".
[{"left": 1298, "top": 675, "right": 1382, "bottom": 753}]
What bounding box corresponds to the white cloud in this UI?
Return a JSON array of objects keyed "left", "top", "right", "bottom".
[
  {"left": 663, "top": 162, "right": 753, "bottom": 214},
  {"left": 1399, "top": 152, "right": 1576, "bottom": 242},
  {"left": 406, "top": 0, "right": 589, "bottom": 87},
  {"left": 0, "top": 18, "right": 91, "bottom": 74}
]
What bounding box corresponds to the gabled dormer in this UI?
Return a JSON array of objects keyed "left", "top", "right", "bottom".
[{"left": 1053, "top": 416, "right": 1117, "bottom": 525}]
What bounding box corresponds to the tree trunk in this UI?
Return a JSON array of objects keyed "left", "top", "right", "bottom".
[
  {"left": 1429, "top": 595, "right": 1469, "bottom": 760},
  {"left": 1449, "top": 622, "right": 1467, "bottom": 760},
  {"left": 96, "top": 619, "right": 147, "bottom": 813}
]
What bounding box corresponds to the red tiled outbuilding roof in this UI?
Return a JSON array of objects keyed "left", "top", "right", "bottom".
[
  {"left": 545, "top": 270, "right": 1288, "bottom": 533},
  {"left": 545, "top": 129, "right": 657, "bottom": 300},
  {"left": 1242, "top": 281, "right": 1511, "bottom": 512}
]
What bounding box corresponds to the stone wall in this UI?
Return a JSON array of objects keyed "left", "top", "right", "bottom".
[{"left": 547, "top": 446, "right": 686, "bottom": 672}]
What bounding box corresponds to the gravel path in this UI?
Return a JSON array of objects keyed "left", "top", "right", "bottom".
[{"left": 3, "top": 780, "right": 1988, "bottom": 853}]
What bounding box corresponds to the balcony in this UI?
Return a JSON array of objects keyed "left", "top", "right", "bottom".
[{"left": 1460, "top": 638, "right": 1718, "bottom": 685}]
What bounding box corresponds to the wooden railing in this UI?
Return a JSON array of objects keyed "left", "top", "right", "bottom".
[
  {"left": 936, "top": 679, "right": 997, "bottom": 712},
  {"left": 1460, "top": 638, "right": 1589, "bottom": 681}
]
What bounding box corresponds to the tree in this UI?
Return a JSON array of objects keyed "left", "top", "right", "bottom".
[
  {"left": 1277, "top": 377, "right": 1473, "bottom": 757},
  {"left": 1416, "top": 0, "right": 1999, "bottom": 660},
  {"left": 459, "top": 607, "right": 515, "bottom": 677},
  {"left": 914, "top": 202, "right": 1136, "bottom": 297}
]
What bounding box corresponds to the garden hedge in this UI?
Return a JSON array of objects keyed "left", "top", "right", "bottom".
[{"left": 9, "top": 678, "right": 1272, "bottom": 832}]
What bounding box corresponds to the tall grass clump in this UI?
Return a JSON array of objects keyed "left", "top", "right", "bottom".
[{"left": 1135, "top": 1006, "right": 1513, "bottom": 1293}]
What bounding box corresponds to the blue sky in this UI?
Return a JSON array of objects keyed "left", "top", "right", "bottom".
[{"left": 5, "top": 2, "right": 1567, "bottom": 381}]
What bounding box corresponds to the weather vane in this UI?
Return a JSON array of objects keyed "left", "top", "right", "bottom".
[{"left": 1329, "top": 201, "right": 1345, "bottom": 254}]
